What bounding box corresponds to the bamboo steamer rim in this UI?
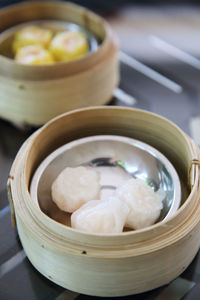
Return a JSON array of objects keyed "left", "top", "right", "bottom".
[
  {"left": 8, "top": 106, "right": 200, "bottom": 258},
  {"left": 0, "top": 1, "right": 116, "bottom": 80}
]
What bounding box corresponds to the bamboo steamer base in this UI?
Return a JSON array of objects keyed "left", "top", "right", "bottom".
[
  {"left": 8, "top": 107, "right": 200, "bottom": 297},
  {"left": 0, "top": 2, "right": 118, "bottom": 126},
  {"left": 0, "top": 55, "right": 117, "bottom": 125},
  {"left": 16, "top": 219, "right": 200, "bottom": 296}
]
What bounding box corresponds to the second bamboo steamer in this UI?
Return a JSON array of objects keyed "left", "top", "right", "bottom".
[{"left": 0, "top": 1, "right": 119, "bottom": 126}]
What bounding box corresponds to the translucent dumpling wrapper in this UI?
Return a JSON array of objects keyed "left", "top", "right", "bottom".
[
  {"left": 49, "top": 31, "right": 89, "bottom": 62},
  {"left": 15, "top": 45, "right": 54, "bottom": 65},
  {"left": 51, "top": 166, "right": 101, "bottom": 213},
  {"left": 12, "top": 25, "right": 53, "bottom": 53},
  {"left": 71, "top": 197, "right": 130, "bottom": 234},
  {"left": 116, "top": 178, "right": 163, "bottom": 229}
]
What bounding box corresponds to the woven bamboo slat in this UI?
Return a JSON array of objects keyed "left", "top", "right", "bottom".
[
  {"left": 8, "top": 107, "right": 200, "bottom": 297},
  {"left": 0, "top": 2, "right": 119, "bottom": 126}
]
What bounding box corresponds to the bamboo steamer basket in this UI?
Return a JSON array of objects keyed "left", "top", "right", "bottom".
[
  {"left": 0, "top": 1, "right": 119, "bottom": 126},
  {"left": 8, "top": 106, "right": 200, "bottom": 297}
]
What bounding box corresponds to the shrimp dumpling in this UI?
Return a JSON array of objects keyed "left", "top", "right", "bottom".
[
  {"left": 51, "top": 166, "right": 100, "bottom": 213},
  {"left": 71, "top": 197, "right": 130, "bottom": 234},
  {"left": 15, "top": 45, "right": 54, "bottom": 65},
  {"left": 49, "top": 31, "right": 89, "bottom": 62},
  {"left": 116, "top": 178, "right": 163, "bottom": 229},
  {"left": 12, "top": 26, "right": 53, "bottom": 53}
]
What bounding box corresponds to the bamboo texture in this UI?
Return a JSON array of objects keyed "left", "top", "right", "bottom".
[
  {"left": 0, "top": 1, "right": 119, "bottom": 125},
  {"left": 8, "top": 107, "right": 200, "bottom": 296}
]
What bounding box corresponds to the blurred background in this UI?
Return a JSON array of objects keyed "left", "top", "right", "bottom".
[
  {"left": 1, "top": 0, "right": 200, "bottom": 11},
  {"left": 1, "top": 1, "right": 200, "bottom": 299},
  {"left": 1, "top": 0, "right": 200, "bottom": 136}
]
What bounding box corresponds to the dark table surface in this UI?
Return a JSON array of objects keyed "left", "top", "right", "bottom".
[{"left": 1, "top": 3, "right": 200, "bottom": 300}]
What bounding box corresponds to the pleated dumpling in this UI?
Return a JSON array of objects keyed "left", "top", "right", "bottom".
[
  {"left": 71, "top": 197, "right": 130, "bottom": 234},
  {"left": 49, "top": 31, "right": 89, "bottom": 62},
  {"left": 116, "top": 178, "right": 163, "bottom": 229},
  {"left": 15, "top": 45, "right": 54, "bottom": 65},
  {"left": 51, "top": 166, "right": 101, "bottom": 213},
  {"left": 12, "top": 25, "right": 53, "bottom": 53}
]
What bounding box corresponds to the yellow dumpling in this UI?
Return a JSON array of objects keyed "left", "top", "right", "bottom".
[
  {"left": 12, "top": 26, "right": 53, "bottom": 53},
  {"left": 15, "top": 45, "right": 54, "bottom": 65},
  {"left": 49, "top": 31, "right": 89, "bottom": 62}
]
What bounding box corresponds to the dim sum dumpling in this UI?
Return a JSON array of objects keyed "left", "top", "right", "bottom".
[
  {"left": 71, "top": 197, "right": 130, "bottom": 234},
  {"left": 51, "top": 166, "right": 100, "bottom": 213},
  {"left": 12, "top": 25, "right": 53, "bottom": 53},
  {"left": 116, "top": 178, "right": 163, "bottom": 229},
  {"left": 49, "top": 31, "right": 89, "bottom": 62},
  {"left": 15, "top": 45, "right": 54, "bottom": 65}
]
